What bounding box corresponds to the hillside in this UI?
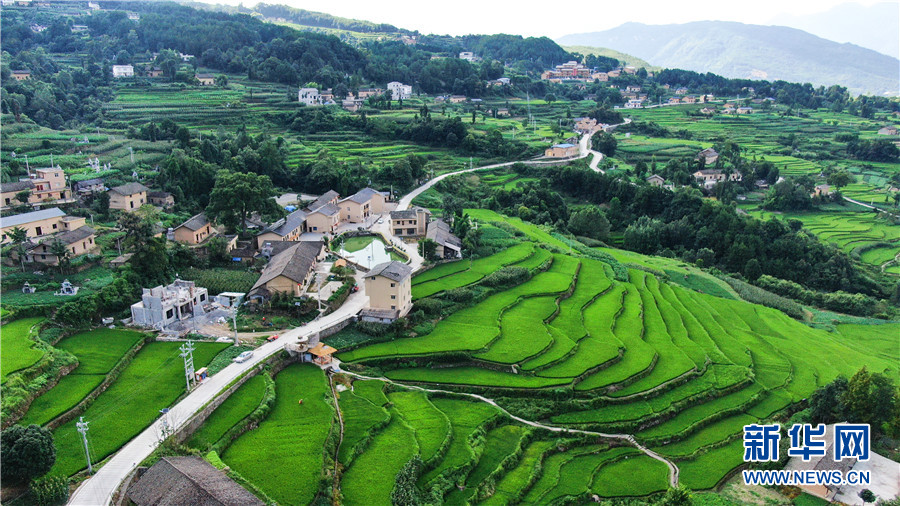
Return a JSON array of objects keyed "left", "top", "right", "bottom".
[
  {"left": 774, "top": 2, "right": 899, "bottom": 59},
  {"left": 561, "top": 45, "right": 657, "bottom": 71},
  {"left": 557, "top": 21, "right": 900, "bottom": 95}
]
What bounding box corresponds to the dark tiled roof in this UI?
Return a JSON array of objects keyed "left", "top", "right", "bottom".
[
  {"left": 196, "top": 73, "right": 214, "bottom": 79},
  {"left": 148, "top": 191, "right": 172, "bottom": 199},
  {"left": 72, "top": 178, "right": 104, "bottom": 191},
  {"left": 308, "top": 202, "right": 339, "bottom": 216},
  {"left": 28, "top": 226, "right": 94, "bottom": 250},
  {"left": 307, "top": 190, "right": 340, "bottom": 211},
  {"left": 177, "top": 213, "right": 210, "bottom": 231},
  {"left": 2, "top": 180, "right": 36, "bottom": 193},
  {"left": 368, "top": 260, "right": 412, "bottom": 282},
  {"left": 390, "top": 207, "right": 429, "bottom": 220},
  {"left": 341, "top": 187, "right": 380, "bottom": 204},
  {"left": 251, "top": 240, "right": 324, "bottom": 291},
  {"left": 426, "top": 220, "right": 461, "bottom": 248},
  {"left": 109, "top": 182, "right": 149, "bottom": 196},
  {"left": 127, "top": 456, "right": 263, "bottom": 506},
  {"left": 260, "top": 209, "right": 307, "bottom": 237}
]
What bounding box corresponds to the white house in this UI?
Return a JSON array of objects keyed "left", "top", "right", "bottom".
[
  {"left": 459, "top": 51, "right": 477, "bottom": 62},
  {"left": 298, "top": 88, "right": 321, "bottom": 106},
  {"left": 112, "top": 65, "right": 134, "bottom": 78},
  {"left": 387, "top": 81, "right": 412, "bottom": 100},
  {"left": 130, "top": 279, "right": 209, "bottom": 328}
]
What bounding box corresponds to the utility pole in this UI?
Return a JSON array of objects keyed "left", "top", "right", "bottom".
[
  {"left": 232, "top": 307, "right": 239, "bottom": 346},
  {"left": 129, "top": 146, "right": 134, "bottom": 164},
  {"left": 76, "top": 417, "right": 92, "bottom": 474},
  {"left": 159, "top": 408, "right": 172, "bottom": 442},
  {"left": 179, "top": 341, "right": 195, "bottom": 393}
]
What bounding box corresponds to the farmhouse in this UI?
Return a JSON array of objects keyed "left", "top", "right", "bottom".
[
  {"left": 449, "top": 95, "right": 467, "bottom": 104},
  {"left": 878, "top": 126, "right": 898, "bottom": 135},
  {"left": 146, "top": 67, "right": 163, "bottom": 78},
  {"left": 307, "top": 190, "right": 340, "bottom": 211},
  {"left": 736, "top": 106, "right": 753, "bottom": 114},
  {"left": 459, "top": 51, "right": 477, "bottom": 61},
  {"left": 127, "top": 456, "right": 263, "bottom": 506},
  {"left": 148, "top": 191, "right": 174, "bottom": 207},
  {"left": 2, "top": 168, "right": 72, "bottom": 208},
  {"left": 813, "top": 184, "right": 832, "bottom": 197},
  {"left": 72, "top": 178, "right": 106, "bottom": 195},
  {"left": 112, "top": 65, "right": 134, "bottom": 78},
  {"left": 339, "top": 187, "right": 384, "bottom": 223},
  {"left": 783, "top": 425, "right": 858, "bottom": 502},
  {"left": 24, "top": 226, "right": 97, "bottom": 265},
  {"left": 356, "top": 88, "right": 383, "bottom": 99},
  {"left": 173, "top": 213, "right": 214, "bottom": 245},
  {"left": 646, "top": 174, "right": 665, "bottom": 187},
  {"left": 305, "top": 203, "right": 340, "bottom": 234},
  {"left": 390, "top": 207, "right": 431, "bottom": 238},
  {"left": 495, "top": 107, "right": 510, "bottom": 117},
  {"left": 699, "top": 107, "right": 715, "bottom": 115},
  {"left": 108, "top": 182, "right": 149, "bottom": 211},
  {"left": 545, "top": 143, "right": 579, "bottom": 158},
  {"left": 675, "top": 87, "right": 689, "bottom": 95},
  {"left": 387, "top": 81, "right": 412, "bottom": 100},
  {"left": 624, "top": 99, "right": 644, "bottom": 109},
  {"left": 682, "top": 96, "right": 697, "bottom": 104},
  {"left": 1, "top": 208, "right": 84, "bottom": 244},
  {"left": 249, "top": 240, "right": 326, "bottom": 298},
  {"left": 299, "top": 88, "right": 322, "bottom": 106},
  {"left": 425, "top": 220, "right": 462, "bottom": 259},
  {"left": 668, "top": 97, "right": 681, "bottom": 105},
  {"left": 697, "top": 148, "right": 719, "bottom": 165},
  {"left": 693, "top": 169, "right": 741, "bottom": 187},
  {"left": 256, "top": 208, "right": 307, "bottom": 249},
  {"left": 195, "top": 73, "right": 215, "bottom": 85},
  {"left": 574, "top": 117, "right": 598, "bottom": 132},
  {"left": 361, "top": 261, "right": 413, "bottom": 323},
  {"left": 130, "top": 279, "right": 210, "bottom": 328},
  {"left": 2, "top": 180, "right": 36, "bottom": 208},
  {"left": 11, "top": 70, "right": 30, "bottom": 81},
  {"left": 342, "top": 98, "right": 365, "bottom": 112}
]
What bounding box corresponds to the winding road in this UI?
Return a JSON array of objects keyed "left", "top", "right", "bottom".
[{"left": 67, "top": 119, "right": 641, "bottom": 505}]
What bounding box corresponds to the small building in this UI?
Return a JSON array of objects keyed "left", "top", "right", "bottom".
[
  {"left": 127, "top": 456, "right": 263, "bottom": 506},
  {"left": 624, "top": 99, "right": 644, "bottom": 109},
  {"left": 387, "top": 81, "right": 412, "bottom": 100},
  {"left": 699, "top": 107, "right": 715, "bottom": 115},
  {"left": 495, "top": 107, "right": 510, "bottom": 117},
  {"left": 3, "top": 168, "right": 71, "bottom": 208},
  {"left": 736, "top": 106, "right": 753, "bottom": 114},
  {"left": 697, "top": 148, "right": 719, "bottom": 165},
  {"left": 308, "top": 342, "right": 338, "bottom": 366},
  {"left": 73, "top": 178, "right": 106, "bottom": 195},
  {"left": 459, "top": 51, "right": 477, "bottom": 61},
  {"left": 425, "top": 220, "right": 461, "bottom": 259},
  {"left": 668, "top": 97, "right": 681, "bottom": 104},
  {"left": 390, "top": 207, "right": 431, "bottom": 238},
  {"left": 108, "top": 182, "right": 149, "bottom": 212},
  {"left": 249, "top": 241, "right": 326, "bottom": 298},
  {"left": 130, "top": 279, "right": 209, "bottom": 328},
  {"left": 339, "top": 187, "right": 384, "bottom": 223},
  {"left": 112, "top": 65, "right": 134, "bottom": 78},
  {"left": 448, "top": 95, "right": 467, "bottom": 104},
  {"left": 173, "top": 213, "right": 214, "bottom": 245},
  {"left": 256, "top": 209, "right": 307, "bottom": 249},
  {"left": 813, "top": 184, "right": 832, "bottom": 197},
  {"left": 545, "top": 143, "right": 579, "bottom": 158},
  {"left": 11, "top": 70, "right": 30, "bottom": 81},
  {"left": 342, "top": 98, "right": 365, "bottom": 112},
  {"left": 877, "top": 126, "right": 898, "bottom": 136},
  {"left": 682, "top": 96, "right": 697, "bottom": 104},
  {"left": 361, "top": 261, "right": 412, "bottom": 323},
  {"left": 783, "top": 425, "right": 857, "bottom": 502},
  {"left": 305, "top": 203, "right": 340, "bottom": 234},
  {"left": 195, "top": 73, "right": 215, "bottom": 86},
  {"left": 1, "top": 207, "right": 81, "bottom": 244},
  {"left": 306, "top": 190, "right": 340, "bottom": 211},
  {"left": 675, "top": 87, "right": 689, "bottom": 95},
  {"left": 146, "top": 67, "right": 163, "bottom": 78},
  {"left": 693, "top": 169, "right": 741, "bottom": 188},
  {"left": 298, "top": 87, "right": 321, "bottom": 106},
  {"left": 574, "top": 117, "right": 598, "bottom": 132},
  {"left": 148, "top": 191, "right": 174, "bottom": 208},
  {"left": 356, "top": 88, "right": 383, "bottom": 99},
  {"left": 646, "top": 174, "right": 665, "bottom": 187},
  {"left": 24, "top": 226, "right": 97, "bottom": 265},
  {"left": 700, "top": 94, "right": 715, "bottom": 102}
]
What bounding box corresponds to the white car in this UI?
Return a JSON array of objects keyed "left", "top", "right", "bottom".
[{"left": 232, "top": 350, "right": 254, "bottom": 363}]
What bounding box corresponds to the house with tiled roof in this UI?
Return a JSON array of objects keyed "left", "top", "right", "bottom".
[
  {"left": 361, "top": 260, "right": 413, "bottom": 322},
  {"left": 249, "top": 240, "right": 326, "bottom": 298},
  {"left": 173, "top": 213, "right": 214, "bottom": 245},
  {"left": 339, "top": 187, "right": 384, "bottom": 223},
  {"left": 255, "top": 209, "right": 307, "bottom": 249},
  {"left": 24, "top": 226, "right": 97, "bottom": 265},
  {"left": 108, "top": 182, "right": 149, "bottom": 212},
  {"left": 425, "top": 219, "right": 461, "bottom": 259},
  {"left": 127, "top": 456, "right": 263, "bottom": 506}
]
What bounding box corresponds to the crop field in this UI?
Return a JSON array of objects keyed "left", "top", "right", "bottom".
[
  {"left": 412, "top": 242, "right": 535, "bottom": 299},
  {"left": 337, "top": 380, "right": 390, "bottom": 465},
  {"left": 0, "top": 318, "right": 45, "bottom": 381},
  {"left": 20, "top": 328, "right": 146, "bottom": 426},
  {"left": 187, "top": 374, "right": 267, "bottom": 450},
  {"left": 50, "top": 341, "right": 227, "bottom": 477},
  {"left": 224, "top": 364, "right": 333, "bottom": 506},
  {"left": 337, "top": 219, "right": 899, "bottom": 489},
  {"left": 445, "top": 424, "right": 528, "bottom": 504}
]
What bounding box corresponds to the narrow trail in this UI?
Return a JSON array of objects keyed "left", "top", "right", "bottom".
[
  {"left": 880, "top": 250, "right": 900, "bottom": 273},
  {"left": 338, "top": 369, "right": 680, "bottom": 488}
]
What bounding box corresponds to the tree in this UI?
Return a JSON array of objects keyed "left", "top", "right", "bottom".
[
  {"left": 544, "top": 93, "right": 556, "bottom": 104},
  {"left": 0, "top": 424, "right": 56, "bottom": 485},
  {"left": 206, "top": 236, "right": 231, "bottom": 267},
  {"left": 95, "top": 191, "right": 110, "bottom": 217},
  {"left": 744, "top": 258, "right": 762, "bottom": 281},
  {"left": 118, "top": 211, "right": 155, "bottom": 250},
  {"left": 15, "top": 190, "right": 31, "bottom": 204},
  {"left": 827, "top": 169, "right": 853, "bottom": 190},
  {"left": 568, "top": 206, "right": 610, "bottom": 240},
  {"left": 8, "top": 226, "right": 29, "bottom": 272},
  {"left": 130, "top": 236, "right": 171, "bottom": 286},
  {"left": 442, "top": 195, "right": 463, "bottom": 223},
  {"left": 215, "top": 74, "right": 228, "bottom": 87},
  {"left": 49, "top": 240, "right": 71, "bottom": 274},
  {"left": 592, "top": 132, "right": 617, "bottom": 157},
  {"left": 206, "top": 170, "right": 282, "bottom": 233},
  {"left": 391, "top": 454, "right": 424, "bottom": 505},
  {"left": 659, "top": 486, "right": 693, "bottom": 506},
  {"left": 419, "top": 238, "right": 438, "bottom": 260},
  {"left": 858, "top": 489, "right": 876, "bottom": 504}
]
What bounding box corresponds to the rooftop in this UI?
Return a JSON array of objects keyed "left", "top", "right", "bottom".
[
  {"left": 177, "top": 213, "right": 210, "bottom": 231},
  {"left": 127, "top": 456, "right": 263, "bottom": 506},
  {"left": 28, "top": 226, "right": 95, "bottom": 249},
  {"left": 308, "top": 202, "right": 339, "bottom": 217},
  {"left": 1, "top": 207, "right": 66, "bottom": 228},
  {"left": 390, "top": 207, "right": 429, "bottom": 220},
  {"left": 251, "top": 240, "right": 324, "bottom": 292},
  {"left": 261, "top": 209, "right": 307, "bottom": 237},
  {"left": 341, "top": 187, "right": 380, "bottom": 205},
  {"left": 368, "top": 260, "right": 412, "bottom": 282},
  {"left": 307, "top": 190, "right": 340, "bottom": 211},
  {"left": 109, "top": 182, "right": 149, "bottom": 196}
]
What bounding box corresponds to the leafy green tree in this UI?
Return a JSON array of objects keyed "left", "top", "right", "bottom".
[
  {"left": 8, "top": 226, "right": 29, "bottom": 272},
  {"left": 215, "top": 74, "right": 228, "bottom": 87},
  {"left": 544, "top": 93, "right": 556, "bottom": 104},
  {"left": 841, "top": 368, "right": 896, "bottom": 428},
  {"left": 827, "top": 169, "right": 853, "bottom": 190},
  {"left": 419, "top": 238, "right": 438, "bottom": 261},
  {"left": 49, "top": 240, "right": 71, "bottom": 275},
  {"left": 659, "top": 486, "right": 692, "bottom": 506},
  {"left": 568, "top": 206, "right": 610, "bottom": 240},
  {"left": 29, "top": 475, "right": 69, "bottom": 506},
  {"left": 390, "top": 454, "right": 424, "bottom": 505},
  {"left": 0, "top": 425, "right": 56, "bottom": 485},
  {"left": 206, "top": 170, "right": 282, "bottom": 233},
  {"left": 859, "top": 489, "right": 876, "bottom": 504},
  {"left": 95, "top": 191, "right": 110, "bottom": 217},
  {"left": 117, "top": 211, "right": 155, "bottom": 250},
  {"left": 15, "top": 190, "right": 31, "bottom": 204},
  {"left": 130, "top": 237, "right": 171, "bottom": 286},
  {"left": 206, "top": 236, "right": 231, "bottom": 267},
  {"left": 592, "top": 132, "right": 617, "bottom": 157}
]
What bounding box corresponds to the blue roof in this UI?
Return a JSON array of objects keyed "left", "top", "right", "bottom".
[
  {"left": 553, "top": 143, "right": 576, "bottom": 148},
  {"left": 1, "top": 207, "right": 65, "bottom": 228}
]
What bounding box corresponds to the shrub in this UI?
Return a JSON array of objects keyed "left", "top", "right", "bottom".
[
  {"left": 0, "top": 424, "right": 56, "bottom": 485},
  {"left": 443, "top": 287, "right": 476, "bottom": 303},
  {"left": 481, "top": 267, "right": 530, "bottom": 287},
  {"left": 28, "top": 475, "right": 69, "bottom": 506},
  {"left": 413, "top": 298, "right": 443, "bottom": 316}
]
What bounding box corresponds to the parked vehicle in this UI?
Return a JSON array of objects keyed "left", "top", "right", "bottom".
[{"left": 233, "top": 350, "right": 254, "bottom": 363}]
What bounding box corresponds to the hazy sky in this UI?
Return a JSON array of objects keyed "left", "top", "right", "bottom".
[{"left": 209, "top": 0, "right": 891, "bottom": 38}]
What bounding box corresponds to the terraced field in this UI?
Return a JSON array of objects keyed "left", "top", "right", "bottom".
[
  {"left": 337, "top": 212, "right": 899, "bottom": 493},
  {"left": 0, "top": 318, "right": 46, "bottom": 382}
]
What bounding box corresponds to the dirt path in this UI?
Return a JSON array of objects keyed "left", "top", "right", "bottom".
[{"left": 339, "top": 369, "right": 680, "bottom": 488}]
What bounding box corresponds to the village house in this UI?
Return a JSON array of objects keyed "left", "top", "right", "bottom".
[
  {"left": 545, "top": 143, "right": 579, "bottom": 158},
  {"left": 112, "top": 65, "right": 134, "bottom": 78},
  {"left": 72, "top": 178, "right": 106, "bottom": 196},
  {"left": 541, "top": 61, "right": 592, "bottom": 81},
  {"left": 195, "top": 73, "right": 215, "bottom": 85},
  {"left": 700, "top": 94, "right": 715, "bottom": 102},
  {"left": 1, "top": 208, "right": 85, "bottom": 244},
  {"left": 3, "top": 167, "right": 72, "bottom": 208},
  {"left": 24, "top": 226, "right": 97, "bottom": 266},
  {"left": 320, "top": 89, "right": 334, "bottom": 103},
  {"left": 625, "top": 85, "right": 642, "bottom": 93},
  {"left": 401, "top": 35, "right": 417, "bottom": 45},
  {"left": 131, "top": 279, "right": 210, "bottom": 328},
  {"left": 356, "top": 88, "right": 383, "bottom": 99},
  {"left": 697, "top": 148, "right": 720, "bottom": 165},
  {"left": 624, "top": 99, "right": 644, "bottom": 109},
  {"left": 127, "top": 456, "right": 264, "bottom": 506},
  {"left": 646, "top": 174, "right": 666, "bottom": 187},
  {"left": 693, "top": 169, "right": 741, "bottom": 188},
  {"left": 298, "top": 88, "right": 322, "bottom": 106},
  {"left": 173, "top": 213, "right": 214, "bottom": 245},
  {"left": 682, "top": 96, "right": 697, "bottom": 104},
  {"left": 736, "top": 106, "right": 753, "bottom": 114},
  {"left": 606, "top": 69, "right": 621, "bottom": 78},
  {"left": 813, "top": 184, "right": 832, "bottom": 197},
  {"left": 361, "top": 261, "right": 413, "bottom": 323},
  {"left": 307, "top": 190, "right": 340, "bottom": 210},
  {"left": 783, "top": 425, "right": 857, "bottom": 502},
  {"left": 877, "top": 126, "right": 898, "bottom": 136},
  {"left": 305, "top": 203, "right": 340, "bottom": 234},
  {"left": 342, "top": 98, "right": 365, "bottom": 112},
  {"left": 146, "top": 67, "right": 163, "bottom": 78},
  {"left": 255, "top": 208, "right": 307, "bottom": 249},
  {"left": 574, "top": 117, "right": 598, "bottom": 132},
  {"left": 675, "top": 87, "right": 689, "bottom": 95},
  {"left": 668, "top": 97, "right": 681, "bottom": 105},
  {"left": 11, "top": 70, "right": 31, "bottom": 81},
  {"left": 459, "top": 51, "right": 477, "bottom": 61},
  {"left": 387, "top": 81, "right": 412, "bottom": 100},
  {"left": 390, "top": 207, "right": 431, "bottom": 238},
  {"left": 592, "top": 72, "right": 609, "bottom": 82},
  {"left": 699, "top": 107, "right": 715, "bottom": 115},
  {"left": 339, "top": 187, "right": 385, "bottom": 223},
  {"left": 426, "top": 220, "right": 462, "bottom": 259},
  {"left": 495, "top": 107, "right": 510, "bottom": 117},
  {"left": 249, "top": 240, "right": 326, "bottom": 298},
  {"left": 108, "top": 182, "right": 149, "bottom": 212},
  {"left": 148, "top": 191, "right": 174, "bottom": 208},
  {"left": 449, "top": 95, "right": 467, "bottom": 104}
]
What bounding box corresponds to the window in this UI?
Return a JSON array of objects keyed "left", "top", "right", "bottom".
[
  {"left": 35, "top": 227, "right": 42, "bottom": 235},
  {"left": 130, "top": 201, "right": 135, "bottom": 209},
  {"left": 52, "top": 224, "right": 57, "bottom": 229},
  {"left": 4, "top": 198, "right": 9, "bottom": 205},
  {"left": 166, "top": 309, "right": 174, "bottom": 319},
  {"left": 391, "top": 305, "right": 396, "bottom": 310},
  {"left": 200, "top": 294, "right": 206, "bottom": 302},
  {"left": 71, "top": 247, "right": 76, "bottom": 254},
  {"left": 41, "top": 254, "right": 46, "bottom": 260},
  {"left": 391, "top": 295, "right": 396, "bottom": 299},
  {"left": 390, "top": 283, "right": 395, "bottom": 287}
]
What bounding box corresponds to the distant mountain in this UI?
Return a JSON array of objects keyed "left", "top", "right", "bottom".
[
  {"left": 774, "top": 2, "right": 899, "bottom": 59},
  {"left": 557, "top": 21, "right": 900, "bottom": 95},
  {"left": 560, "top": 45, "right": 657, "bottom": 71}
]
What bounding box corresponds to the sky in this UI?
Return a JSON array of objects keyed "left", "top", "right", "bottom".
[{"left": 204, "top": 0, "right": 891, "bottom": 38}]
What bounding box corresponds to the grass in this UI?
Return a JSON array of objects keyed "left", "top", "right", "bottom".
[
  {"left": 592, "top": 453, "right": 669, "bottom": 497},
  {"left": 341, "top": 413, "right": 417, "bottom": 505},
  {"left": 50, "top": 341, "right": 228, "bottom": 477},
  {"left": 445, "top": 424, "right": 528, "bottom": 504},
  {"left": 420, "top": 397, "right": 499, "bottom": 484},
  {"left": 389, "top": 391, "right": 450, "bottom": 463},
  {"left": 186, "top": 374, "right": 267, "bottom": 450},
  {"left": 223, "top": 364, "right": 333, "bottom": 506},
  {"left": 20, "top": 328, "right": 145, "bottom": 426},
  {"left": 411, "top": 242, "right": 534, "bottom": 299},
  {"left": 338, "top": 380, "right": 390, "bottom": 465},
  {"left": 481, "top": 440, "right": 555, "bottom": 505},
  {"left": 676, "top": 439, "right": 745, "bottom": 490},
  {"left": 0, "top": 318, "right": 45, "bottom": 381}
]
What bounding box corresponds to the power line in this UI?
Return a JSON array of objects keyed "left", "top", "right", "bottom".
[{"left": 76, "top": 416, "right": 93, "bottom": 475}]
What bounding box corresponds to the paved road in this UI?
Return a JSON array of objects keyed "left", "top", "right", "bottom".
[{"left": 68, "top": 290, "right": 369, "bottom": 506}]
